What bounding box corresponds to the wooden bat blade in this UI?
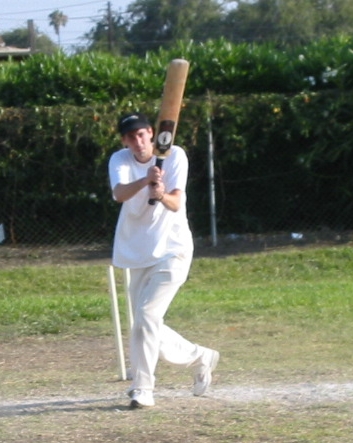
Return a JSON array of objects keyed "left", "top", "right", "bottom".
[{"left": 153, "top": 59, "right": 189, "bottom": 158}]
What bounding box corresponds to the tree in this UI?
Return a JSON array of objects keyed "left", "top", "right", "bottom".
[
  {"left": 84, "top": 7, "right": 129, "bottom": 54},
  {"left": 222, "top": 0, "right": 315, "bottom": 44},
  {"left": 313, "top": 0, "right": 353, "bottom": 35},
  {"left": 81, "top": 0, "right": 353, "bottom": 55},
  {"left": 223, "top": 0, "right": 353, "bottom": 46},
  {"left": 2, "top": 28, "right": 57, "bottom": 54},
  {"left": 125, "top": 0, "right": 225, "bottom": 55},
  {"left": 48, "top": 10, "right": 68, "bottom": 47}
]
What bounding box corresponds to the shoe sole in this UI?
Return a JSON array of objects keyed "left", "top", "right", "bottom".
[
  {"left": 130, "top": 399, "right": 155, "bottom": 409},
  {"left": 130, "top": 399, "right": 144, "bottom": 410}
]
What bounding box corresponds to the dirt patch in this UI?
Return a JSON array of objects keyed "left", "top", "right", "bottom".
[
  {"left": 2, "top": 335, "right": 353, "bottom": 406},
  {"left": 1, "top": 335, "right": 353, "bottom": 443}
]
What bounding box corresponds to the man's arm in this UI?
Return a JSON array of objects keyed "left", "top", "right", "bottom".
[
  {"left": 149, "top": 186, "right": 182, "bottom": 212},
  {"left": 112, "top": 166, "right": 162, "bottom": 203},
  {"left": 113, "top": 166, "right": 182, "bottom": 212},
  {"left": 113, "top": 177, "right": 150, "bottom": 202}
]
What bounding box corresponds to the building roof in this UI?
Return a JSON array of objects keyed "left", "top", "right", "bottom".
[{"left": 0, "top": 45, "right": 31, "bottom": 58}]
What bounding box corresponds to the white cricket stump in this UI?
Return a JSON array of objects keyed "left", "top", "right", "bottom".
[
  {"left": 122, "top": 268, "right": 134, "bottom": 381},
  {"left": 107, "top": 265, "right": 133, "bottom": 381}
]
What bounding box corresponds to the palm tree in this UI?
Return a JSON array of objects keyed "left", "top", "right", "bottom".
[{"left": 48, "top": 10, "right": 68, "bottom": 47}]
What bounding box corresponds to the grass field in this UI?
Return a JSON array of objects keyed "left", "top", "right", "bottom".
[
  {"left": 1, "top": 245, "right": 353, "bottom": 442},
  {"left": 2, "top": 246, "right": 353, "bottom": 336}
]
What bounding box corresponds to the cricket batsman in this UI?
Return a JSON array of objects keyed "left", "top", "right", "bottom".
[{"left": 108, "top": 110, "right": 219, "bottom": 408}]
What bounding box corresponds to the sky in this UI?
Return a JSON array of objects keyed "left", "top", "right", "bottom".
[{"left": 1, "top": 1, "right": 131, "bottom": 52}]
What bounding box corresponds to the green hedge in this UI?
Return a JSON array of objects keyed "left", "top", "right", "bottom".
[
  {"left": 1, "top": 89, "right": 353, "bottom": 243},
  {"left": 1, "top": 36, "right": 353, "bottom": 106},
  {"left": 1, "top": 36, "right": 353, "bottom": 243}
]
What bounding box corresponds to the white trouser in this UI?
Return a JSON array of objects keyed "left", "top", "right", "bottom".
[{"left": 128, "top": 254, "right": 204, "bottom": 392}]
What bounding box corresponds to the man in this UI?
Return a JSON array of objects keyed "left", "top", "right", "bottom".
[{"left": 108, "top": 112, "right": 219, "bottom": 409}]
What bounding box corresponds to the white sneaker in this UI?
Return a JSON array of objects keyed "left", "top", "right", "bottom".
[
  {"left": 129, "top": 389, "right": 155, "bottom": 409},
  {"left": 193, "top": 349, "right": 220, "bottom": 396}
]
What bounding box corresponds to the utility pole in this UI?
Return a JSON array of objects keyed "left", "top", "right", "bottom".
[
  {"left": 207, "top": 92, "right": 217, "bottom": 247},
  {"left": 28, "top": 20, "right": 36, "bottom": 53},
  {"left": 107, "top": 1, "right": 114, "bottom": 52}
]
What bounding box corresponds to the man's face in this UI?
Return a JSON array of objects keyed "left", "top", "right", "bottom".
[{"left": 122, "top": 127, "right": 154, "bottom": 163}]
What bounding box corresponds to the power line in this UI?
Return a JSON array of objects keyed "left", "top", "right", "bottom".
[
  {"left": 1, "top": 1, "right": 106, "bottom": 16},
  {"left": 0, "top": 1, "right": 115, "bottom": 48},
  {"left": 1, "top": 15, "right": 102, "bottom": 24}
]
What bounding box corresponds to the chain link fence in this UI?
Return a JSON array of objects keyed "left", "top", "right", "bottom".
[
  {"left": 1, "top": 148, "right": 352, "bottom": 267},
  {"left": 1, "top": 94, "right": 353, "bottom": 265}
]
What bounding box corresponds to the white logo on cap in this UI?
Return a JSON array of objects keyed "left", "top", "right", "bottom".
[{"left": 122, "top": 115, "right": 139, "bottom": 124}]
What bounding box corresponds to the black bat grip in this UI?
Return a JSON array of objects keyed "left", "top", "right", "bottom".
[{"left": 148, "top": 157, "right": 164, "bottom": 206}]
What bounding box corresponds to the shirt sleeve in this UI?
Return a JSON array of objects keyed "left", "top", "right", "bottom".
[
  {"left": 108, "top": 150, "right": 130, "bottom": 191},
  {"left": 164, "top": 146, "right": 189, "bottom": 193}
]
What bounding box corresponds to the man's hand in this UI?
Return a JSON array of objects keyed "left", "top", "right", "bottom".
[
  {"left": 148, "top": 167, "right": 165, "bottom": 202},
  {"left": 147, "top": 166, "right": 163, "bottom": 184}
]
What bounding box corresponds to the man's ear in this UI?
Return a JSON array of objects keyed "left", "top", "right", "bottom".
[{"left": 148, "top": 126, "right": 154, "bottom": 139}]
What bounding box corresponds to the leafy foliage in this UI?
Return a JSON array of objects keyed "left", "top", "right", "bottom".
[
  {"left": 1, "top": 36, "right": 353, "bottom": 242},
  {"left": 82, "top": 0, "right": 353, "bottom": 54},
  {"left": 1, "top": 28, "right": 57, "bottom": 53},
  {"left": 125, "top": 0, "right": 223, "bottom": 55},
  {"left": 1, "top": 36, "right": 353, "bottom": 108},
  {"left": 48, "top": 10, "right": 68, "bottom": 47}
]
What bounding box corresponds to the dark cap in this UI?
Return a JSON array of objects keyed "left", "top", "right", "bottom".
[{"left": 118, "top": 112, "right": 151, "bottom": 136}]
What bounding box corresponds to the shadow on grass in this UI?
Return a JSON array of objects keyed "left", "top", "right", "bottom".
[{"left": 0, "top": 397, "right": 132, "bottom": 417}]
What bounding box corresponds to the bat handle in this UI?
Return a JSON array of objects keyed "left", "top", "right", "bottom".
[{"left": 148, "top": 157, "right": 164, "bottom": 206}]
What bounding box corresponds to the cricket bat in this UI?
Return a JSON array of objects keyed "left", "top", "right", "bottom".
[{"left": 148, "top": 58, "right": 190, "bottom": 205}]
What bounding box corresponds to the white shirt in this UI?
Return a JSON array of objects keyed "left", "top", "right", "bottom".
[{"left": 109, "top": 145, "right": 193, "bottom": 268}]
